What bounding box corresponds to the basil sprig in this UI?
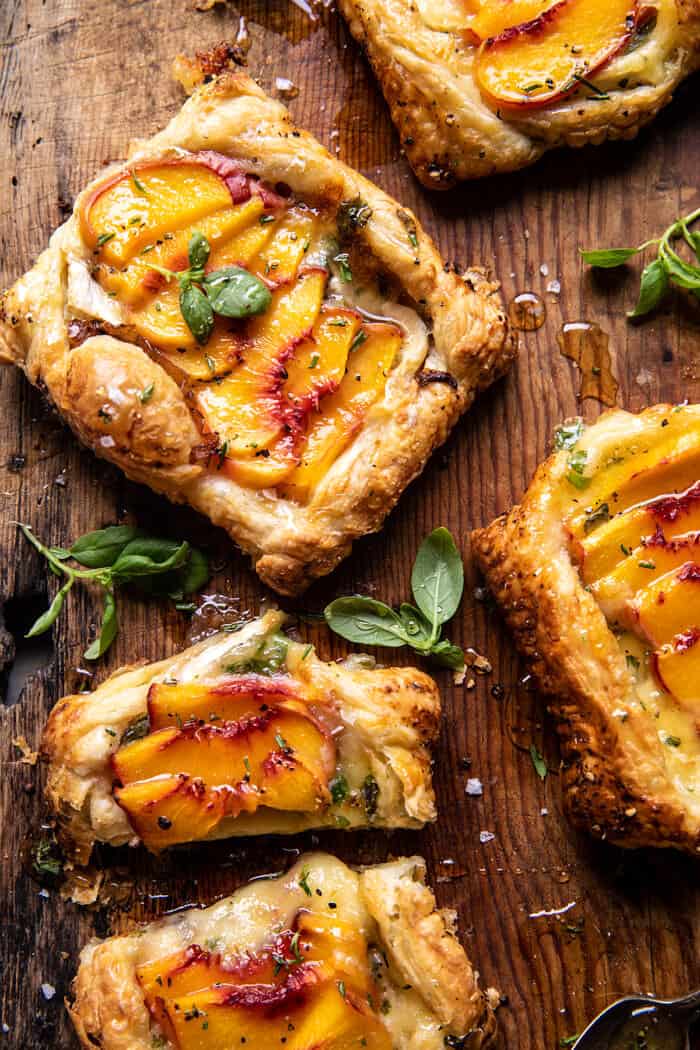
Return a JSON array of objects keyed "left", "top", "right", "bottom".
[
  {"left": 580, "top": 205, "right": 700, "bottom": 319},
  {"left": 324, "top": 527, "right": 464, "bottom": 668},
  {"left": 149, "top": 231, "right": 271, "bottom": 345},
  {"left": 19, "top": 524, "right": 209, "bottom": 660}
]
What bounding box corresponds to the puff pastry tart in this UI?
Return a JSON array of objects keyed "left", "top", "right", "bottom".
[
  {"left": 0, "top": 73, "right": 512, "bottom": 594},
  {"left": 43, "top": 611, "right": 440, "bottom": 862},
  {"left": 68, "top": 852, "right": 497, "bottom": 1050},
  {"left": 338, "top": 0, "right": 700, "bottom": 185},
  {"left": 472, "top": 404, "right": 700, "bottom": 853}
]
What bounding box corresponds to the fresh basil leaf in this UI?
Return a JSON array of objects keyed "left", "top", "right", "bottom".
[
  {"left": 70, "top": 525, "right": 140, "bottom": 568},
  {"left": 324, "top": 597, "right": 410, "bottom": 648},
  {"left": 660, "top": 246, "right": 700, "bottom": 291},
  {"left": 188, "top": 230, "right": 210, "bottom": 271},
  {"left": 25, "top": 581, "right": 71, "bottom": 637},
  {"left": 177, "top": 546, "right": 210, "bottom": 595},
  {"left": 411, "top": 527, "right": 464, "bottom": 628},
  {"left": 203, "top": 266, "right": 272, "bottom": 319},
  {"left": 628, "top": 257, "right": 669, "bottom": 319},
  {"left": 110, "top": 538, "right": 190, "bottom": 580},
  {"left": 553, "top": 418, "right": 583, "bottom": 451},
  {"left": 580, "top": 247, "right": 639, "bottom": 268},
  {"left": 84, "top": 591, "right": 118, "bottom": 660},
  {"left": 180, "top": 282, "right": 214, "bottom": 345},
  {"left": 398, "top": 603, "right": 433, "bottom": 648},
  {"left": 428, "top": 639, "right": 465, "bottom": 669},
  {"left": 529, "top": 744, "right": 548, "bottom": 781}
]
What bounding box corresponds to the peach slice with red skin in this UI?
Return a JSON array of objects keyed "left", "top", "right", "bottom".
[
  {"left": 653, "top": 628, "right": 700, "bottom": 711},
  {"left": 592, "top": 533, "right": 700, "bottom": 613},
  {"left": 474, "top": 0, "right": 641, "bottom": 110},
  {"left": 194, "top": 269, "right": 327, "bottom": 465},
  {"left": 281, "top": 321, "right": 401, "bottom": 503},
  {"left": 147, "top": 675, "right": 300, "bottom": 730},
  {"left": 113, "top": 708, "right": 333, "bottom": 788},
  {"left": 137, "top": 923, "right": 390, "bottom": 1050},
  {"left": 468, "top": 0, "right": 560, "bottom": 41},
  {"left": 114, "top": 775, "right": 235, "bottom": 850},
  {"left": 282, "top": 307, "right": 361, "bottom": 420},
  {"left": 630, "top": 563, "right": 700, "bottom": 648},
  {"left": 250, "top": 208, "right": 317, "bottom": 287},
  {"left": 565, "top": 434, "right": 700, "bottom": 539},
  {"left": 576, "top": 481, "right": 700, "bottom": 584}
]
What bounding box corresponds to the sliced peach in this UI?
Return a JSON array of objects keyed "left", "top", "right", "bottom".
[
  {"left": 469, "top": 0, "right": 559, "bottom": 41},
  {"left": 148, "top": 675, "right": 300, "bottom": 730},
  {"left": 96, "top": 198, "right": 265, "bottom": 307},
  {"left": 592, "top": 534, "right": 700, "bottom": 613},
  {"left": 250, "top": 208, "right": 316, "bottom": 287},
  {"left": 281, "top": 322, "right": 401, "bottom": 503},
  {"left": 653, "top": 629, "right": 700, "bottom": 711},
  {"left": 81, "top": 162, "right": 233, "bottom": 266},
  {"left": 632, "top": 564, "right": 700, "bottom": 648},
  {"left": 114, "top": 775, "right": 230, "bottom": 850},
  {"left": 209, "top": 219, "right": 277, "bottom": 270},
  {"left": 296, "top": 913, "right": 373, "bottom": 994},
  {"left": 474, "top": 0, "right": 640, "bottom": 110},
  {"left": 285, "top": 982, "right": 392, "bottom": 1050},
  {"left": 195, "top": 269, "right": 327, "bottom": 460},
  {"left": 577, "top": 483, "right": 700, "bottom": 584},
  {"left": 565, "top": 432, "right": 700, "bottom": 540},
  {"left": 113, "top": 709, "right": 331, "bottom": 787},
  {"left": 132, "top": 291, "right": 244, "bottom": 378},
  {"left": 282, "top": 308, "right": 361, "bottom": 418}
]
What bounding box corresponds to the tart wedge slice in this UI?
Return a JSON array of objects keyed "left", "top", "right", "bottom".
[
  {"left": 471, "top": 404, "right": 700, "bottom": 855},
  {"left": 0, "top": 69, "right": 513, "bottom": 594},
  {"left": 42, "top": 611, "right": 440, "bottom": 861},
  {"left": 67, "top": 853, "right": 498, "bottom": 1050}
]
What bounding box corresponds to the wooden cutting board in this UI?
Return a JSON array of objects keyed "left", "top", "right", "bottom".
[{"left": 1, "top": 2, "right": 698, "bottom": 1046}]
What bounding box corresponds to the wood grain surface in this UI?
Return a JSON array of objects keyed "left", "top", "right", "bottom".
[{"left": 1, "top": 2, "right": 699, "bottom": 1047}]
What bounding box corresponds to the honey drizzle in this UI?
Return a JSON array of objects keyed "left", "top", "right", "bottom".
[{"left": 557, "top": 321, "right": 618, "bottom": 406}]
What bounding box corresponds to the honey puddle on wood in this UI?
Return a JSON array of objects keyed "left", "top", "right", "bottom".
[
  {"left": 557, "top": 321, "right": 619, "bottom": 406},
  {"left": 508, "top": 291, "right": 546, "bottom": 331}
]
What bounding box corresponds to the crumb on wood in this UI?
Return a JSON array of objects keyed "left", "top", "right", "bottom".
[
  {"left": 173, "top": 40, "right": 247, "bottom": 96},
  {"left": 12, "top": 735, "right": 38, "bottom": 765}
]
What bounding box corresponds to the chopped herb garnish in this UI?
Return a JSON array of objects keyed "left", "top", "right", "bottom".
[
  {"left": 350, "top": 329, "right": 368, "bottom": 352},
  {"left": 298, "top": 867, "right": 312, "bottom": 896},
  {"left": 97, "top": 231, "right": 115, "bottom": 246},
  {"left": 130, "top": 170, "right": 149, "bottom": 194},
  {"left": 664, "top": 734, "right": 681, "bottom": 747},
  {"left": 259, "top": 214, "right": 275, "bottom": 224},
  {"left": 309, "top": 353, "right": 320, "bottom": 369},
  {"left": 337, "top": 197, "right": 372, "bottom": 239},
  {"left": 637, "top": 560, "right": 656, "bottom": 570},
  {"left": 554, "top": 418, "right": 584, "bottom": 450},
  {"left": 334, "top": 251, "right": 353, "bottom": 283},
  {"left": 139, "top": 382, "right": 155, "bottom": 404},
  {"left": 566, "top": 448, "right": 590, "bottom": 489},
  {"left": 361, "top": 772, "right": 380, "bottom": 817},
  {"left": 583, "top": 502, "right": 609, "bottom": 534},
  {"left": 338, "top": 980, "right": 347, "bottom": 1000},
  {"left": 529, "top": 744, "right": 548, "bottom": 781},
  {"left": 330, "top": 773, "right": 349, "bottom": 804}
]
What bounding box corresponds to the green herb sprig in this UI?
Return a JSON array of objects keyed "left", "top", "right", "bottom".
[
  {"left": 324, "top": 527, "right": 464, "bottom": 668},
  {"left": 19, "top": 523, "right": 209, "bottom": 660},
  {"left": 581, "top": 205, "right": 700, "bottom": 319},
  {"left": 148, "top": 231, "right": 271, "bottom": 345}
]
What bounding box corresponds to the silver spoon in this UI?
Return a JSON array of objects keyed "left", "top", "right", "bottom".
[{"left": 573, "top": 990, "right": 700, "bottom": 1050}]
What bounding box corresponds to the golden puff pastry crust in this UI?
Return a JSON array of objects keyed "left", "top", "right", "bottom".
[
  {"left": 0, "top": 72, "right": 513, "bottom": 594},
  {"left": 68, "top": 852, "right": 498, "bottom": 1050},
  {"left": 471, "top": 404, "right": 700, "bottom": 854},
  {"left": 338, "top": 0, "right": 700, "bottom": 186},
  {"left": 43, "top": 611, "right": 441, "bottom": 863}
]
